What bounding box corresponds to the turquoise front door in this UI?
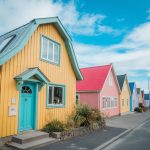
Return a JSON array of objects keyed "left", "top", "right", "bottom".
[{"left": 19, "top": 83, "right": 35, "bottom": 132}]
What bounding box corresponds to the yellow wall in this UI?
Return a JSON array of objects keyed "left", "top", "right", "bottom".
[
  {"left": 120, "top": 79, "right": 130, "bottom": 114},
  {"left": 0, "top": 24, "right": 76, "bottom": 137}
]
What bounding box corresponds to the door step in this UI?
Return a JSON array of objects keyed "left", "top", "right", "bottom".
[{"left": 6, "top": 131, "right": 58, "bottom": 150}]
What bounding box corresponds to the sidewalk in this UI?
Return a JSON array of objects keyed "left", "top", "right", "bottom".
[{"left": 106, "top": 110, "right": 150, "bottom": 129}]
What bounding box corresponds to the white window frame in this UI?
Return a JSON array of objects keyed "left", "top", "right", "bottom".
[{"left": 41, "top": 35, "right": 60, "bottom": 65}]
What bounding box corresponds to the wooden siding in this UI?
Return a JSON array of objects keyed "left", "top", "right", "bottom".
[
  {"left": 100, "top": 69, "right": 120, "bottom": 117},
  {"left": 120, "top": 79, "right": 130, "bottom": 114},
  {"left": 0, "top": 24, "right": 76, "bottom": 137}
]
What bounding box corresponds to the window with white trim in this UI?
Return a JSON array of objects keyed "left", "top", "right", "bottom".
[
  {"left": 102, "top": 96, "right": 117, "bottom": 109},
  {"left": 47, "top": 84, "right": 65, "bottom": 106},
  {"left": 41, "top": 36, "right": 60, "bottom": 64}
]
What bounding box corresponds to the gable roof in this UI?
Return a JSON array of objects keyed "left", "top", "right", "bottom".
[
  {"left": 129, "top": 82, "right": 135, "bottom": 94},
  {"left": 117, "top": 74, "right": 126, "bottom": 91},
  {"left": 0, "top": 17, "right": 83, "bottom": 80},
  {"left": 77, "top": 64, "right": 120, "bottom": 92},
  {"left": 14, "top": 67, "right": 50, "bottom": 83},
  {"left": 144, "top": 94, "right": 150, "bottom": 100}
]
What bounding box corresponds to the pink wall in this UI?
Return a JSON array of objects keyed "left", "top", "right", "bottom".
[
  {"left": 100, "top": 69, "right": 120, "bottom": 117},
  {"left": 77, "top": 92, "right": 99, "bottom": 109},
  {"left": 77, "top": 68, "right": 120, "bottom": 117}
]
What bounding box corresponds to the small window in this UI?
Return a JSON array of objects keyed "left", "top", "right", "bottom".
[
  {"left": 108, "top": 75, "right": 112, "bottom": 86},
  {"left": 76, "top": 94, "right": 80, "bottom": 105},
  {"left": 123, "top": 83, "right": 126, "bottom": 91},
  {"left": 21, "top": 86, "right": 32, "bottom": 94},
  {"left": 47, "top": 84, "right": 65, "bottom": 107},
  {"left": 41, "top": 36, "right": 60, "bottom": 65},
  {"left": 0, "top": 35, "right": 15, "bottom": 53}
]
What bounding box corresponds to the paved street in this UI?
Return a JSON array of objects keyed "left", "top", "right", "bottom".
[
  {"left": 104, "top": 119, "right": 150, "bottom": 150},
  {"left": 36, "top": 127, "right": 126, "bottom": 150},
  {"left": 36, "top": 111, "right": 150, "bottom": 150}
]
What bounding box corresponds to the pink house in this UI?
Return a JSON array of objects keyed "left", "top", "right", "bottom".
[{"left": 76, "top": 64, "right": 121, "bottom": 117}]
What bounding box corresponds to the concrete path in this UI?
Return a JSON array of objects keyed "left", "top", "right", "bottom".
[
  {"left": 103, "top": 118, "right": 150, "bottom": 150},
  {"left": 106, "top": 110, "right": 150, "bottom": 129}
]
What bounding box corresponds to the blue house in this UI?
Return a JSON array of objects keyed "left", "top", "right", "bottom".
[{"left": 129, "top": 82, "right": 138, "bottom": 111}]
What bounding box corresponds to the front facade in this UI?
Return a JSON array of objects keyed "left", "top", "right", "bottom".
[
  {"left": 117, "top": 75, "right": 131, "bottom": 114},
  {"left": 77, "top": 64, "right": 120, "bottom": 117},
  {"left": 137, "top": 88, "right": 142, "bottom": 104},
  {"left": 0, "top": 17, "right": 82, "bottom": 137},
  {"left": 141, "top": 90, "right": 144, "bottom": 104},
  {"left": 129, "top": 82, "right": 138, "bottom": 111}
]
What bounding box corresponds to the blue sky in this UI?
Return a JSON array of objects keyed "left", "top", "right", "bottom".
[{"left": 0, "top": 0, "right": 150, "bottom": 90}]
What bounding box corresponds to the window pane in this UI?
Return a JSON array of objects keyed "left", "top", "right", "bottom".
[
  {"left": 48, "top": 41, "right": 53, "bottom": 61},
  {"left": 48, "top": 86, "right": 53, "bottom": 104},
  {"left": 42, "top": 37, "right": 47, "bottom": 59},
  {"left": 54, "top": 44, "right": 59, "bottom": 63},
  {"left": 54, "top": 87, "right": 63, "bottom": 104}
]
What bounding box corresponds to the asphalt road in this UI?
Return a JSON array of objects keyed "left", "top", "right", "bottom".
[
  {"left": 36, "top": 127, "right": 126, "bottom": 150},
  {"left": 104, "top": 119, "right": 150, "bottom": 150}
]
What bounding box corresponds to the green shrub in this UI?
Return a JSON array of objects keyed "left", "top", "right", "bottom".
[
  {"left": 134, "top": 107, "right": 142, "bottom": 113},
  {"left": 43, "top": 120, "right": 66, "bottom": 133},
  {"left": 72, "top": 105, "right": 105, "bottom": 128},
  {"left": 74, "top": 105, "right": 91, "bottom": 127},
  {"left": 91, "top": 109, "right": 106, "bottom": 127}
]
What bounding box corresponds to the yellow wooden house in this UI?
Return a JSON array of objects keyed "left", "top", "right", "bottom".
[
  {"left": 117, "top": 74, "right": 131, "bottom": 114},
  {"left": 0, "top": 17, "right": 83, "bottom": 138}
]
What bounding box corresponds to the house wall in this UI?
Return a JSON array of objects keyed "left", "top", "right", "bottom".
[
  {"left": 100, "top": 69, "right": 120, "bottom": 117},
  {"left": 77, "top": 92, "right": 99, "bottom": 109},
  {"left": 144, "top": 100, "right": 150, "bottom": 107},
  {"left": 0, "top": 24, "right": 76, "bottom": 137},
  {"left": 120, "top": 79, "right": 130, "bottom": 114},
  {"left": 131, "top": 87, "right": 138, "bottom": 111}
]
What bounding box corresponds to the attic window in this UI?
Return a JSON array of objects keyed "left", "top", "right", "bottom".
[
  {"left": 41, "top": 35, "right": 60, "bottom": 65},
  {"left": 0, "top": 35, "right": 15, "bottom": 53}
]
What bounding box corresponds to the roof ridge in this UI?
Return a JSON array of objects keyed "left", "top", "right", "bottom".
[{"left": 80, "top": 64, "right": 112, "bottom": 69}]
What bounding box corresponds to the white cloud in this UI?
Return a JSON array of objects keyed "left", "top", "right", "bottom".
[
  {"left": 0, "top": 0, "right": 112, "bottom": 36},
  {"left": 74, "top": 22, "right": 150, "bottom": 89},
  {"left": 98, "top": 25, "right": 124, "bottom": 36}
]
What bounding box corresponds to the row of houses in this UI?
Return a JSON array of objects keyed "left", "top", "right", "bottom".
[
  {"left": 0, "top": 17, "right": 149, "bottom": 139},
  {"left": 76, "top": 64, "right": 147, "bottom": 117}
]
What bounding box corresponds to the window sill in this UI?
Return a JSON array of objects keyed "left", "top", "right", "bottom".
[
  {"left": 40, "top": 58, "right": 60, "bottom": 66},
  {"left": 46, "top": 104, "right": 65, "bottom": 108}
]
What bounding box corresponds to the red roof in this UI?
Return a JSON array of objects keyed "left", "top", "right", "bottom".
[{"left": 77, "top": 64, "right": 112, "bottom": 91}]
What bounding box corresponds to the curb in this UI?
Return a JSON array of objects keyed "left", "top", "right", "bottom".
[
  {"left": 93, "top": 129, "right": 131, "bottom": 150},
  {"left": 94, "top": 117, "right": 150, "bottom": 150}
]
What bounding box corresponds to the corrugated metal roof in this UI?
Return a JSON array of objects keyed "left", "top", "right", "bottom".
[{"left": 0, "top": 17, "right": 83, "bottom": 80}]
